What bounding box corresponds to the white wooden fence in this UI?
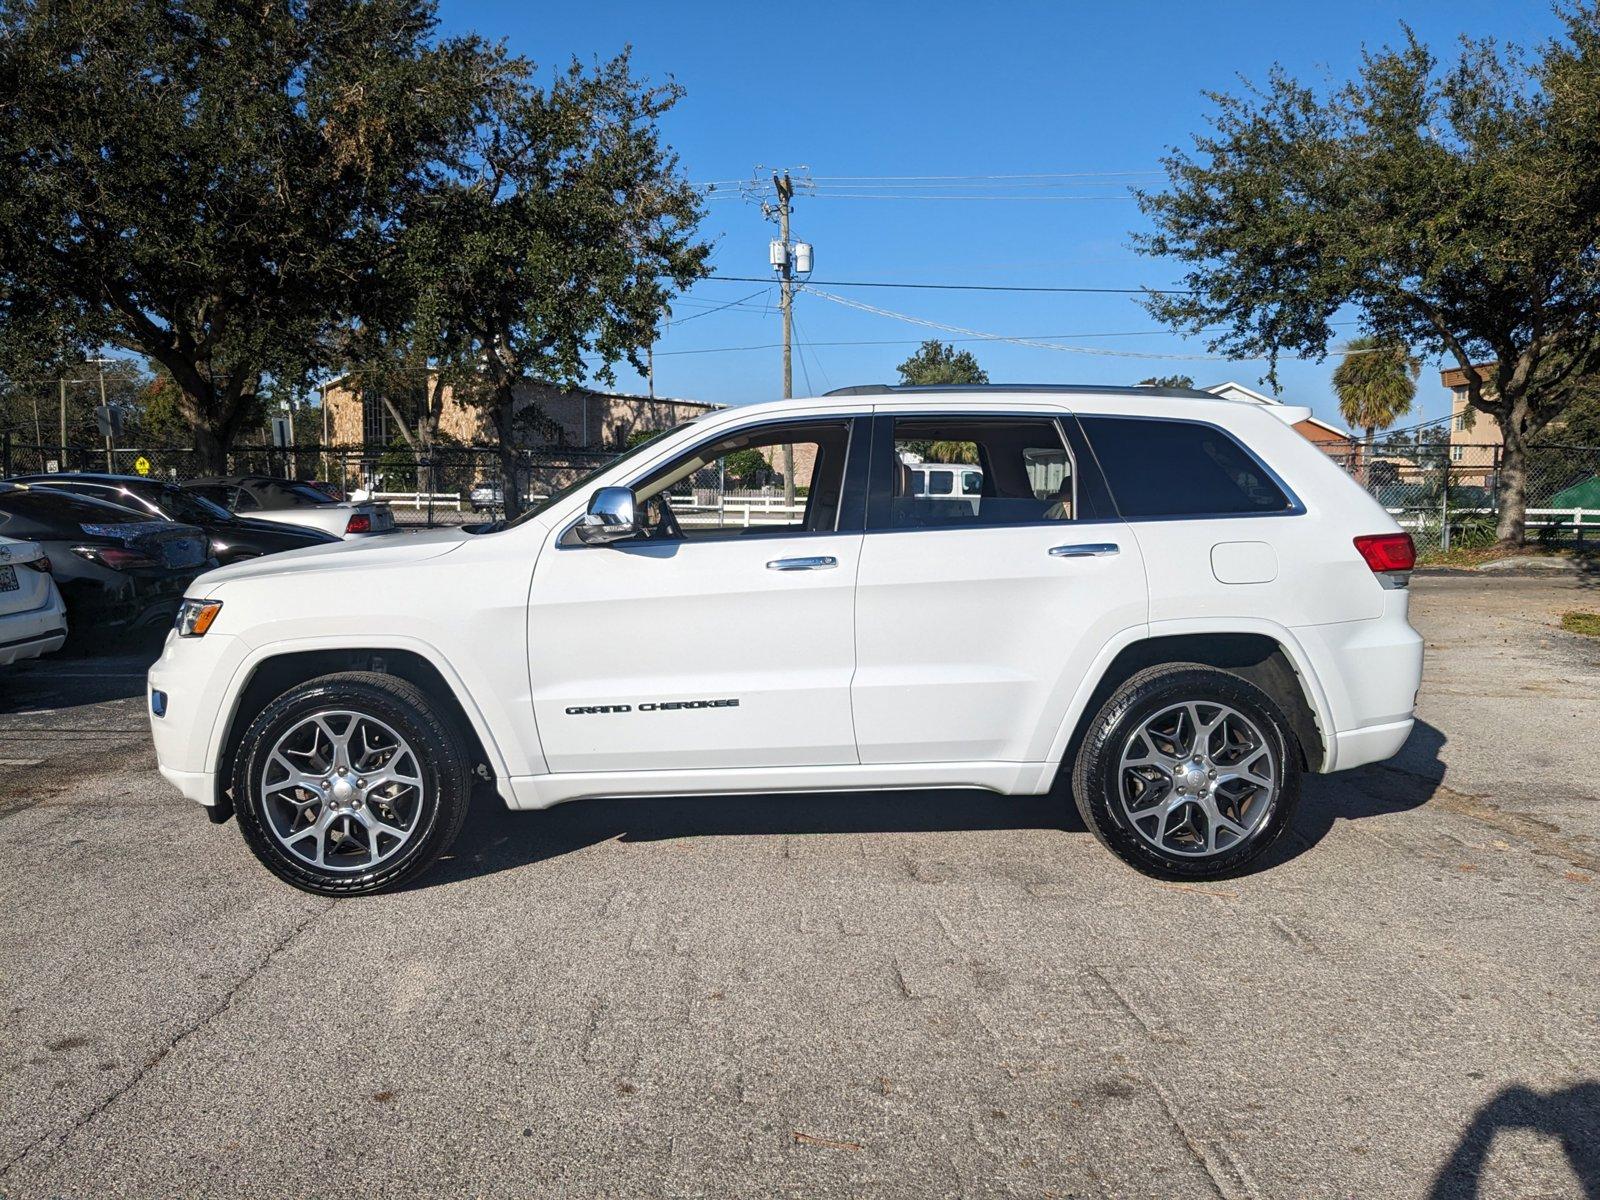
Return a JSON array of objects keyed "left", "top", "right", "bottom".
[
  {"left": 1387, "top": 504, "right": 1593, "bottom": 551},
  {"left": 673, "top": 497, "right": 807, "bottom": 528},
  {"left": 371, "top": 491, "right": 463, "bottom": 511}
]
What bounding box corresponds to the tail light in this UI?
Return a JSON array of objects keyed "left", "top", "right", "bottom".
[
  {"left": 72, "top": 545, "right": 159, "bottom": 571},
  {"left": 344, "top": 513, "right": 371, "bottom": 534},
  {"left": 1353, "top": 533, "right": 1416, "bottom": 574},
  {"left": 23, "top": 556, "right": 52, "bottom": 573}
]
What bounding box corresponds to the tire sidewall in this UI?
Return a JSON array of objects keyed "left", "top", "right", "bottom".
[
  {"left": 1075, "top": 667, "right": 1300, "bottom": 879},
  {"left": 232, "top": 676, "right": 463, "bottom": 896}
]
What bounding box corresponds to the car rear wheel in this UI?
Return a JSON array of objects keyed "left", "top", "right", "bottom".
[
  {"left": 1070, "top": 663, "right": 1300, "bottom": 879},
  {"left": 231, "top": 672, "right": 471, "bottom": 896}
]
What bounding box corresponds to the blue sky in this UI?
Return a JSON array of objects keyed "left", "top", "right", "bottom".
[{"left": 438, "top": 0, "right": 1563, "bottom": 430}]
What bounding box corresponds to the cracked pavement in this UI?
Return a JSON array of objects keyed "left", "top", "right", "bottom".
[{"left": 1, "top": 574, "right": 1597, "bottom": 1198}]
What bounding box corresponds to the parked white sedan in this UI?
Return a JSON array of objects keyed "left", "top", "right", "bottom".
[
  {"left": 181, "top": 476, "right": 396, "bottom": 540},
  {"left": 0, "top": 535, "right": 68, "bottom": 665}
]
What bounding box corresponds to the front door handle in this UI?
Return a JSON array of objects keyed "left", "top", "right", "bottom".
[
  {"left": 766, "top": 555, "right": 838, "bottom": 571},
  {"left": 1049, "top": 542, "right": 1120, "bottom": 558}
]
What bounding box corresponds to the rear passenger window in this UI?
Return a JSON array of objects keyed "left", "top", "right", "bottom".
[
  {"left": 871, "top": 416, "right": 1075, "bottom": 529},
  {"left": 1078, "top": 417, "right": 1293, "bottom": 518}
]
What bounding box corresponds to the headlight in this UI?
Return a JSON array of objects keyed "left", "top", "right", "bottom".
[{"left": 175, "top": 598, "right": 223, "bottom": 638}]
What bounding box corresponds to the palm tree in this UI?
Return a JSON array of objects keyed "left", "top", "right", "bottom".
[{"left": 1332, "top": 338, "right": 1419, "bottom": 480}]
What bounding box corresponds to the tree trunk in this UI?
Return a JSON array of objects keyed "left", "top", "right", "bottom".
[
  {"left": 1493, "top": 401, "right": 1530, "bottom": 548},
  {"left": 490, "top": 383, "right": 523, "bottom": 519},
  {"left": 168, "top": 367, "right": 253, "bottom": 475},
  {"left": 190, "top": 413, "right": 230, "bottom": 475}
]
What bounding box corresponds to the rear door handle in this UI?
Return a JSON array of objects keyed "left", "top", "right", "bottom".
[
  {"left": 1048, "top": 542, "right": 1120, "bottom": 558},
  {"left": 766, "top": 555, "right": 838, "bottom": 571}
]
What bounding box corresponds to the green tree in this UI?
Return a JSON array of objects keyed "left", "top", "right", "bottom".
[
  {"left": 1137, "top": 375, "right": 1195, "bottom": 389},
  {"left": 896, "top": 340, "right": 990, "bottom": 387},
  {"left": 1332, "top": 338, "right": 1418, "bottom": 476},
  {"left": 1134, "top": 8, "right": 1600, "bottom": 545},
  {"left": 723, "top": 447, "right": 768, "bottom": 485},
  {"left": 367, "top": 52, "right": 710, "bottom": 517},
  {"left": 0, "top": 0, "right": 497, "bottom": 472}
]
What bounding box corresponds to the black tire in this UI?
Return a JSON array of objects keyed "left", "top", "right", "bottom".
[
  {"left": 231, "top": 671, "right": 471, "bottom": 896},
  {"left": 1070, "top": 663, "right": 1300, "bottom": 880}
]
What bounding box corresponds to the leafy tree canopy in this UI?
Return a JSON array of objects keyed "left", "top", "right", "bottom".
[
  {"left": 358, "top": 51, "right": 710, "bottom": 514},
  {"left": 0, "top": 0, "right": 499, "bottom": 470},
  {"left": 1134, "top": 5, "right": 1600, "bottom": 543},
  {"left": 1137, "top": 374, "right": 1195, "bottom": 389},
  {"left": 896, "top": 340, "right": 990, "bottom": 387}
]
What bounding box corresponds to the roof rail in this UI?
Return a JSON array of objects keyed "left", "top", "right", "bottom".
[{"left": 821, "top": 382, "right": 1220, "bottom": 400}]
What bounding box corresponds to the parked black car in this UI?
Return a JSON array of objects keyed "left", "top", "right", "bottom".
[
  {"left": 0, "top": 483, "right": 213, "bottom": 636},
  {"left": 185, "top": 474, "right": 352, "bottom": 511},
  {"left": 11, "top": 473, "right": 340, "bottom": 564}
]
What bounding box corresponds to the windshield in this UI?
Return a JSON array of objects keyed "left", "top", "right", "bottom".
[
  {"left": 154, "top": 487, "right": 232, "bottom": 524},
  {"left": 491, "top": 428, "right": 677, "bottom": 532}
]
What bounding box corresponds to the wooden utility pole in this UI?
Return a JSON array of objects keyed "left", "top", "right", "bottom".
[
  {"left": 774, "top": 170, "right": 796, "bottom": 506},
  {"left": 96, "top": 358, "right": 111, "bottom": 472},
  {"left": 58, "top": 376, "right": 67, "bottom": 466}
]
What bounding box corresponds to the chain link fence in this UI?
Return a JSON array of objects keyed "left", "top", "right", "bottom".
[
  {"left": 4, "top": 432, "right": 1597, "bottom": 549},
  {"left": 0, "top": 436, "right": 619, "bottom": 527},
  {"left": 1325, "top": 440, "right": 1600, "bottom": 555}
]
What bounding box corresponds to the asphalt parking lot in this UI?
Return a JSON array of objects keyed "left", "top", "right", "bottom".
[{"left": 1, "top": 573, "right": 1597, "bottom": 1199}]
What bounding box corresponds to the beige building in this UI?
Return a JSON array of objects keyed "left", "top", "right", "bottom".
[
  {"left": 319, "top": 373, "right": 719, "bottom": 452},
  {"left": 1442, "top": 363, "right": 1501, "bottom": 447},
  {"left": 1441, "top": 364, "right": 1501, "bottom": 488}
]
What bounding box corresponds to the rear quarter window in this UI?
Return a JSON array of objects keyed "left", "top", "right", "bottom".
[{"left": 1078, "top": 416, "right": 1295, "bottom": 518}]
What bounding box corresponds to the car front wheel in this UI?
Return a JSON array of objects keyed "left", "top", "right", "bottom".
[
  {"left": 231, "top": 672, "right": 471, "bottom": 896},
  {"left": 1071, "top": 663, "right": 1300, "bottom": 879}
]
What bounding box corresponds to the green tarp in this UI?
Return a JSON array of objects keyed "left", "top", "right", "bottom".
[{"left": 1549, "top": 475, "right": 1600, "bottom": 510}]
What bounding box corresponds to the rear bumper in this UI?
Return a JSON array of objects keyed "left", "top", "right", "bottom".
[
  {"left": 0, "top": 587, "right": 69, "bottom": 666},
  {"left": 60, "top": 569, "right": 195, "bottom": 631},
  {"left": 1293, "top": 589, "right": 1424, "bottom": 772},
  {"left": 1333, "top": 719, "right": 1415, "bottom": 771}
]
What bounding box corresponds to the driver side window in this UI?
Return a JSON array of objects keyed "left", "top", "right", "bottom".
[{"left": 633, "top": 420, "right": 853, "bottom": 540}]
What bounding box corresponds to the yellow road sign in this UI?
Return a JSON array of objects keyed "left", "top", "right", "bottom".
[{"left": 134, "top": 456, "right": 151, "bottom": 476}]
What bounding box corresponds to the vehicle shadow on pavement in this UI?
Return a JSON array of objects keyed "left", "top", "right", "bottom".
[
  {"left": 1254, "top": 718, "right": 1448, "bottom": 872},
  {"left": 0, "top": 638, "right": 161, "bottom": 714},
  {"left": 1429, "top": 1081, "right": 1600, "bottom": 1198},
  {"left": 416, "top": 720, "right": 1451, "bottom": 891},
  {"left": 415, "top": 786, "right": 1085, "bottom": 891}
]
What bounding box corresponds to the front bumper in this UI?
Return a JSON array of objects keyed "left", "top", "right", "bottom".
[{"left": 147, "top": 628, "right": 247, "bottom": 806}]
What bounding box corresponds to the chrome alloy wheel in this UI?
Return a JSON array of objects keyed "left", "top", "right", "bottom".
[
  {"left": 259, "top": 710, "right": 425, "bottom": 873},
  {"left": 1116, "top": 701, "right": 1278, "bottom": 858}
]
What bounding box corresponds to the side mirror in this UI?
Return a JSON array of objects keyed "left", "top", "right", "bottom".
[{"left": 575, "top": 486, "right": 641, "bottom": 545}]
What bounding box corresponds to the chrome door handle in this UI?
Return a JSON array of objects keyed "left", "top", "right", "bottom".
[
  {"left": 1049, "top": 542, "right": 1120, "bottom": 558},
  {"left": 766, "top": 555, "right": 838, "bottom": 571}
]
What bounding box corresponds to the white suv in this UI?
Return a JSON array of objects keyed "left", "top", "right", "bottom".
[{"left": 147, "top": 385, "right": 1423, "bottom": 895}]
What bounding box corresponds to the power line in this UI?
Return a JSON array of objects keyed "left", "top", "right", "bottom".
[
  {"left": 796, "top": 193, "right": 1136, "bottom": 202},
  {"left": 811, "top": 172, "right": 1159, "bottom": 181},
  {"left": 697, "top": 274, "right": 1193, "bottom": 295},
  {"left": 802, "top": 285, "right": 1231, "bottom": 362},
  {"left": 797, "top": 285, "right": 1419, "bottom": 366},
  {"left": 696, "top": 170, "right": 1161, "bottom": 185},
  {"left": 666, "top": 286, "right": 772, "bottom": 326}
]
